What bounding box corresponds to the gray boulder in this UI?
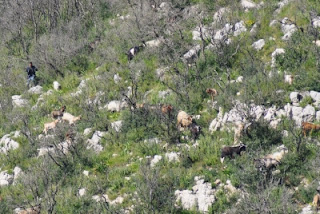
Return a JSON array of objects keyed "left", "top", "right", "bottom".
[
  {"left": 0, "top": 170, "right": 13, "bottom": 186},
  {"left": 12, "top": 95, "right": 29, "bottom": 108},
  {"left": 290, "top": 92, "right": 301, "bottom": 103},
  {"left": 310, "top": 91, "right": 320, "bottom": 102},
  {"left": 281, "top": 18, "right": 297, "bottom": 40},
  {"left": 252, "top": 39, "right": 265, "bottom": 50},
  {"left": 234, "top": 21, "right": 247, "bottom": 36},
  {"left": 241, "top": 0, "right": 257, "bottom": 9},
  {"left": 28, "top": 85, "right": 43, "bottom": 94},
  {"left": 0, "top": 134, "right": 19, "bottom": 154},
  {"left": 302, "top": 105, "right": 315, "bottom": 122},
  {"left": 312, "top": 17, "right": 320, "bottom": 28}
]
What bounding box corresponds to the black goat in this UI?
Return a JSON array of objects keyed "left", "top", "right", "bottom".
[
  {"left": 220, "top": 144, "right": 246, "bottom": 163},
  {"left": 189, "top": 122, "right": 201, "bottom": 140},
  {"left": 127, "top": 42, "right": 146, "bottom": 61}
]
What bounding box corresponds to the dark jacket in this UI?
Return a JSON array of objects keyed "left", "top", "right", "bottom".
[{"left": 26, "top": 65, "right": 38, "bottom": 77}]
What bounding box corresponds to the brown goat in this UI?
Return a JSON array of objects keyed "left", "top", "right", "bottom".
[
  {"left": 302, "top": 122, "right": 320, "bottom": 136},
  {"left": 51, "top": 106, "right": 66, "bottom": 119},
  {"left": 161, "top": 104, "right": 173, "bottom": 114},
  {"left": 206, "top": 88, "right": 218, "bottom": 102},
  {"left": 313, "top": 194, "right": 320, "bottom": 210}
]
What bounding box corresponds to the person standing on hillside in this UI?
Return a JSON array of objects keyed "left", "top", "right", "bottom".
[{"left": 26, "top": 62, "right": 38, "bottom": 88}]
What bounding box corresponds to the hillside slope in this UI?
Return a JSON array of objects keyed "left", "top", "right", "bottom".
[{"left": 1, "top": 0, "right": 320, "bottom": 213}]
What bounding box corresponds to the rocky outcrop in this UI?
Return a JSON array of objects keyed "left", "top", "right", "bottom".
[
  {"left": 281, "top": 17, "right": 297, "bottom": 40},
  {"left": 175, "top": 176, "right": 215, "bottom": 213},
  {"left": 312, "top": 17, "right": 320, "bottom": 28},
  {"left": 150, "top": 155, "right": 162, "bottom": 167},
  {"left": 241, "top": 0, "right": 257, "bottom": 9},
  {"left": 252, "top": 39, "right": 265, "bottom": 50},
  {"left": 234, "top": 21, "right": 247, "bottom": 36},
  {"left": 0, "top": 134, "right": 19, "bottom": 154},
  {"left": 209, "top": 91, "right": 320, "bottom": 132},
  {"left": 111, "top": 120, "right": 123, "bottom": 132},
  {"left": 87, "top": 131, "right": 107, "bottom": 153},
  {"left": 28, "top": 85, "right": 43, "bottom": 94},
  {"left": 271, "top": 48, "right": 285, "bottom": 67},
  {"left": 105, "top": 100, "right": 128, "bottom": 112},
  {"left": 165, "top": 152, "right": 180, "bottom": 162},
  {"left": 12, "top": 95, "right": 29, "bottom": 108},
  {"left": 0, "top": 170, "right": 13, "bottom": 186}
]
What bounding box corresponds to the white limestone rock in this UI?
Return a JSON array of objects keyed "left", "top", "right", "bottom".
[
  {"left": 165, "top": 152, "right": 180, "bottom": 162},
  {"left": 213, "top": 7, "right": 229, "bottom": 23},
  {"left": 0, "top": 134, "right": 19, "bottom": 154},
  {"left": 13, "top": 166, "right": 22, "bottom": 184},
  {"left": 290, "top": 92, "right": 301, "bottom": 103},
  {"left": 315, "top": 111, "right": 320, "bottom": 122},
  {"left": 159, "top": 90, "right": 172, "bottom": 99},
  {"left": 0, "top": 170, "right": 13, "bottom": 186},
  {"left": 86, "top": 131, "right": 107, "bottom": 153},
  {"left": 310, "top": 91, "right": 320, "bottom": 102},
  {"left": 12, "top": 95, "right": 29, "bottom": 108},
  {"left": 28, "top": 85, "right": 43, "bottom": 94},
  {"left": 144, "top": 138, "right": 160, "bottom": 144},
  {"left": 271, "top": 48, "right": 285, "bottom": 67},
  {"left": 146, "top": 38, "right": 163, "bottom": 47},
  {"left": 183, "top": 45, "right": 201, "bottom": 61},
  {"left": 111, "top": 120, "right": 123, "bottom": 132},
  {"left": 302, "top": 105, "right": 315, "bottom": 122},
  {"left": 300, "top": 205, "right": 313, "bottom": 214},
  {"left": 241, "top": 0, "right": 257, "bottom": 9},
  {"left": 78, "top": 188, "right": 86, "bottom": 197},
  {"left": 234, "top": 21, "right": 247, "bottom": 36},
  {"left": 83, "top": 128, "right": 93, "bottom": 136},
  {"left": 281, "top": 18, "right": 297, "bottom": 40},
  {"left": 106, "top": 100, "right": 128, "bottom": 112},
  {"left": 252, "top": 39, "right": 265, "bottom": 50},
  {"left": 214, "top": 23, "right": 233, "bottom": 41},
  {"left": 150, "top": 155, "right": 162, "bottom": 167},
  {"left": 175, "top": 176, "right": 215, "bottom": 212},
  {"left": 312, "top": 17, "right": 320, "bottom": 28},
  {"left": 113, "top": 74, "right": 122, "bottom": 84}
]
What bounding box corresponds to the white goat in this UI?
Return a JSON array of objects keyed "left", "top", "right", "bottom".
[
  {"left": 62, "top": 112, "right": 81, "bottom": 125},
  {"left": 265, "top": 145, "right": 288, "bottom": 161}
]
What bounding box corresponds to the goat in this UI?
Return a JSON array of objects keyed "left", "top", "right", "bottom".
[
  {"left": 220, "top": 144, "right": 246, "bottom": 163},
  {"left": 62, "top": 112, "right": 81, "bottom": 125},
  {"left": 65, "top": 129, "right": 75, "bottom": 143},
  {"left": 313, "top": 193, "right": 320, "bottom": 210},
  {"left": 161, "top": 104, "right": 173, "bottom": 115},
  {"left": 51, "top": 106, "right": 66, "bottom": 119},
  {"left": 254, "top": 158, "right": 280, "bottom": 171},
  {"left": 43, "top": 120, "right": 59, "bottom": 134},
  {"left": 255, "top": 145, "right": 288, "bottom": 171},
  {"left": 264, "top": 146, "right": 288, "bottom": 161},
  {"left": 127, "top": 42, "right": 146, "bottom": 61},
  {"left": 206, "top": 88, "right": 218, "bottom": 102},
  {"left": 302, "top": 122, "right": 320, "bottom": 136},
  {"left": 16, "top": 206, "right": 40, "bottom": 214},
  {"left": 284, "top": 74, "right": 294, "bottom": 85},
  {"left": 177, "top": 110, "right": 193, "bottom": 128},
  {"left": 189, "top": 122, "right": 201, "bottom": 140}
]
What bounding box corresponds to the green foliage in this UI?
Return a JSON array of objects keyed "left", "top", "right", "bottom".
[{"left": 299, "top": 96, "right": 313, "bottom": 108}]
